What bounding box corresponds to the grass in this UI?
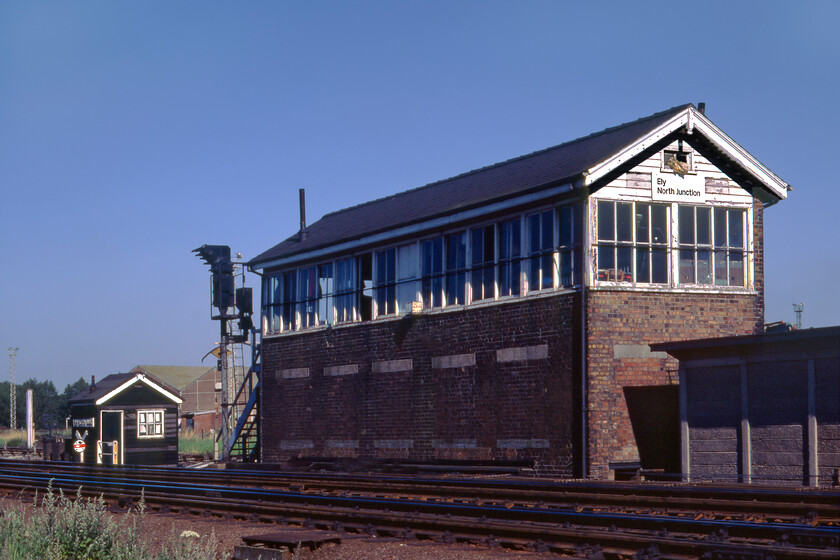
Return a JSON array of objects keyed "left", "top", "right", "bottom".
[
  {"left": 0, "top": 429, "right": 24, "bottom": 448},
  {"left": 0, "top": 484, "right": 229, "bottom": 560},
  {"left": 178, "top": 430, "right": 215, "bottom": 456}
]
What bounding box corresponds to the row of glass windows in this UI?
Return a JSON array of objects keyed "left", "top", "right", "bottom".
[
  {"left": 596, "top": 201, "right": 748, "bottom": 287},
  {"left": 263, "top": 201, "right": 750, "bottom": 334},
  {"left": 263, "top": 205, "right": 584, "bottom": 333}
]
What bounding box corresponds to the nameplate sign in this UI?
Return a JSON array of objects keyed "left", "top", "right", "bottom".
[{"left": 651, "top": 172, "right": 706, "bottom": 203}]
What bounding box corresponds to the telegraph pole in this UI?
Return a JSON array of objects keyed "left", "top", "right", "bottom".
[{"left": 7, "top": 347, "right": 18, "bottom": 430}]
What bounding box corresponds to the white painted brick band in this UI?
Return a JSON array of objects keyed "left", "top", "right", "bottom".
[
  {"left": 371, "top": 359, "right": 413, "bottom": 373},
  {"left": 279, "top": 368, "right": 310, "bottom": 380},
  {"left": 497, "top": 438, "right": 550, "bottom": 449},
  {"left": 324, "top": 364, "right": 359, "bottom": 377},
  {"left": 325, "top": 439, "right": 359, "bottom": 448},
  {"left": 432, "top": 439, "right": 478, "bottom": 449},
  {"left": 279, "top": 439, "right": 314, "bottom": 450},
  {"left": 613, "top": 344, "right": 668, "bottom": 359},
  {"left": 496, "top": 344, "right": 548, "bottom": 363},
  {"left": 373, "top": 439, "right": 414, "bottom": 449},
  {"left": 431, "top": 353, "right": 476, "bottom": 369}
]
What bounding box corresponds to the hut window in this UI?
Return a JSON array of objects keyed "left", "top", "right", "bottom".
[{"left": 137, "top": 409, "right": 164, "bottom": 438}]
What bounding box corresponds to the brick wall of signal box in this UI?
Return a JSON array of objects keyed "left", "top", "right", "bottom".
[
  {"left": 584, "top": 199, "right": 766, "bottom": 478},
  {"left": 260, "top": 292, "right": 582, "bottom": 476}
]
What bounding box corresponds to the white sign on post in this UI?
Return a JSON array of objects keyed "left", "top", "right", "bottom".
[{"left": 651, "top": 172, "right": 706, "bottom": 203}]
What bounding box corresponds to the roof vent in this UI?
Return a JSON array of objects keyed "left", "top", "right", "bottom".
[{"left": 697, "top": 102, "right": 706, "bottom": 115}]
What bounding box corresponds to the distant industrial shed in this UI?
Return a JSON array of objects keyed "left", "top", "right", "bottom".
[
  {"left": 654, "top": 326, "right": 840, "bottom": 486},
  {"left": 130, "top": 365, "right": 220, "bottom": 433}
]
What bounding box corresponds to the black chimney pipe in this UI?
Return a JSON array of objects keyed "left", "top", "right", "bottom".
[{"left": 299, "top": 188, "right": 308, "bottom": 241}]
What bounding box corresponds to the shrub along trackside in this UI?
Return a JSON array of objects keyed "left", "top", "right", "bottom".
[{"left": 0, "top": 484, "right": 229, "bottom": 560}]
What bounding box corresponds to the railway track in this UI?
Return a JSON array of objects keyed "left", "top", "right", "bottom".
[{"left": 0, "top": 460, "right": 837, "bottom": 559}]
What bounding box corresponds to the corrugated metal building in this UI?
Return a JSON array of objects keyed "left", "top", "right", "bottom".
[{"left": 653, "top": 326, "right": 840, "bottom": 486}]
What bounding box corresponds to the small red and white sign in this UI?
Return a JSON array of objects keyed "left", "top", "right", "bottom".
[{"left": 73, "top": 440, "right": 86, "bottom": 453}]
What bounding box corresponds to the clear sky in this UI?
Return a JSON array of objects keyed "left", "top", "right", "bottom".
[{"left": 1, "top": 1, "right": 838, "bottom": 390}]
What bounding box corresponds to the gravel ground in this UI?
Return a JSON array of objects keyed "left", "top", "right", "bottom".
[
  {"left": 1, "top": 497, "right": 566, "bottom": 559},
  {"left": 137, "top": 511, "right": 568, "bottom": 559}
]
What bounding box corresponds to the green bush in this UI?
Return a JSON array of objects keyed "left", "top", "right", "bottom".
[{"left": 0, "top": 484, "right": 229, "bottom": 560}]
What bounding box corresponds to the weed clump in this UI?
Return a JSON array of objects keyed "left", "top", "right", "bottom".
[{"left": 0, "top": 483, "right": 228, "bottom": 560}]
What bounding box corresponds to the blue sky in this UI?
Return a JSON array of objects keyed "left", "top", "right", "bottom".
[{"left": 1, "top": 1, "right": 838, "bottom": 390}]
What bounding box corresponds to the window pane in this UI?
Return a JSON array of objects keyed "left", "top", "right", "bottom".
[
  {"left": 729, "top": 251, "right": 744, "bottom": 286},
  {"left": 560, "top": 250, "right": 572, "bottom": 286},
  {"left": 540, "top": 253, "right": 553, "bottom": 289},
  {"left": 651, "top": 248, "right": 668, "bottom": 284},
  {"left": 358, "top": 253, "right": 373, "bottom": 321},
  {"left": 598, "top": 201, "right": 614, "bottom": 241},
  {"left": 335, "top": 258, "right": 355, "bottom": 322},
  {"left": 696, "top": 207, "right": 711, "bottom": 245},
  {"left": 511, "top": 219, "right": 521, "bottom": 257},
  {"left": 679, "top": 249, "right": 694, "bottom": 284},
  {"left": 714, "top": 250, "right": 728, "bottom": 286},
  {"left": 617, "top": 202, "right": 633, "bottom": 242},
  {"left": 636, "top": 203, "right": 650, "bottom": 244},
  {"left": 697, "top": 249, "right": 712, "bottom": 284},
  {"left": 498, "top": 219, "right": 520, "bottom": 297},
  {"left": 470, "top": 226, "right": 494, "bottom": 301},
  {"left": 597, "top": 245, "right": 614, "bottom": 280},
  {"left": 528, "top": 214, "right": 540, "bottom": 253},
  {"left": 527, "top": 211, "right": 554, "bottom": 291},
  {"left": 299, "top": 267, "right": 316, "bottom": 327},
  {"left": 714, "top": 208, "right": 727, "bottom": 247},
  {"left": 729, "top": 210, "right": 744, "bottom": 248},
  {"left": 679, "top": 206, "right": 694, "bottom": 244},
  {"left": 318, "top": 264, "right": 333, "bottom": 325},
  {"left": 446, "top": 233, "right": 466, "bottom": 305},
  {"left": 651, "top": 205, "right": 667, "bottom": 244},
  {"left": 375, "top": 248, "right": 395, "bottom": 315},
  {"left": 282, "top": 271, "right": 297, "bottom": 330},
  {"left": 541, "top": 210, "right": 554, "bottom": 249},
  {"left": 617, "top": 246, "right": 632, "bottom": 282},
  {"left": 421, "top": 238, "right": 443, "bottom": 308},
  {"left": 636, "top": 248, "right": 650, "bottom": 283},
  {"left": 559, "top": 206, "right": 573, "bottom": 246},
  {"left": 397, "top": 244, "right": 418, "bottom": 311}
]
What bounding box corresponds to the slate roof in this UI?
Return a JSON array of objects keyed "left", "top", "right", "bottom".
[
  {"left": 250, "top": 104, "right": 697, "bottom": 269},
  {"left": 130, "top": 365, "right": 215, "bottom": 392},
  {"left": 69, "top": 372, "right": 181, "bottom": 405}
]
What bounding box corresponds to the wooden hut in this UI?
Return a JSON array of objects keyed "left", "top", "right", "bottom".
[{"left": 68, "top": 372, "right": 183, "bottom": 465}]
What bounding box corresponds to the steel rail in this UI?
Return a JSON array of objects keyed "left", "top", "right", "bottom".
[
  {"left": 1, "top": 459, "right": 837, "bottom": 524},
  {"left": 0, "top": 469, "right": 837, "bottom": 560}
]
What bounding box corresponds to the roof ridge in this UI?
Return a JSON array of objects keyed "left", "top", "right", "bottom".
[{"left": 317, "top": 103, "right": 694, "bottom": 221}]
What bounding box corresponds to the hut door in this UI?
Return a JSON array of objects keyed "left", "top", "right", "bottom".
[{"left": 98, "top": 411, "right": 123, "bottom": 465}]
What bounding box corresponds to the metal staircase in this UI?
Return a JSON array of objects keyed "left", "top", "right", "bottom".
[{"left": 226, "top": 328, "right": 260, "bottom": 462}]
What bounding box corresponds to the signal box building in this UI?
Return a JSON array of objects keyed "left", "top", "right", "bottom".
[
  {"left": 249, "top": 104, "right": 789, "bottom": 478},
  {"left": 68, "top": 371, "right": 183, "bottom": 465}
]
